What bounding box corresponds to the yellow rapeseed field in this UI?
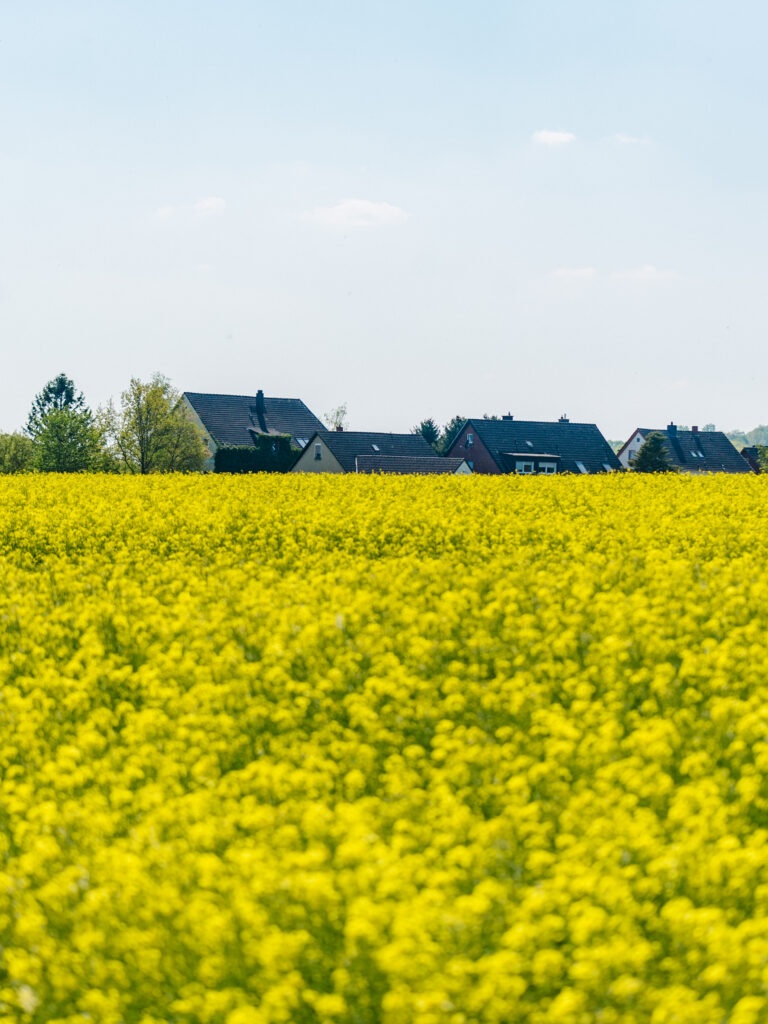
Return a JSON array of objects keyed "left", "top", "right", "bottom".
[{"left": 2, "top": 473, "right": 768, "bottom": 1024}]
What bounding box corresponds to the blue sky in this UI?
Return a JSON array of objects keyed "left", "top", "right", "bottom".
[{"left": 2, "top": 1, "right": 768, "bottom": 438}]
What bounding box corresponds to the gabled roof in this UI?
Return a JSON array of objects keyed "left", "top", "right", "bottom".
[
  {"left": 454, "top": 418, "right": 621, "bottom": 474},
  {"left": 311, "top": 431, "right": 436, "bottom": 473},
  {"left": 355, "top": 455, "right": 469, "bottom": 474},
  {"left": 184, "top": 391, "right": 324, "bottom": 449},
  {"left": 630, "top": 426, "right": 752, "bottom": 474},
  {"left": 741, "top": 446, "right": 762, "bottom": 474}
]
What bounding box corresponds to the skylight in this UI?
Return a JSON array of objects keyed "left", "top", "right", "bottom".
[
  {"left": 372, "top": 444, "right": 380, "bottom": 452},
  {"left": 576, "top": 461, "right": 588, "bottom": 474}
]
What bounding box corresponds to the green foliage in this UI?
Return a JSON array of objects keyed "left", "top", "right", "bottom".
[
  {"left": 215, "top": 436, "right": 296, "bottom": 473},
  {"left": 0, "top": 432, "right": 35, "bottom": 473},
  {"left": 438, "top": 415, "right": 466, "bottom": 455},
  {"left": 756, "top": 446, "right": 768, "bottom": 473},
  {"left": 34, "top": 407, "right": 103, "bottom": 473},
  {"left": 631, "top": 431, "right": 676, "bottom": 473},
  {"left": 728, "top": 425, "right": 768, "bottom": 449},
  {"left": 26, "top": 373, "right": 87, "bottom": 439},
  {"left": 104, "top": 374, "right": 208, "bottom": 474},
  {"left": 413, "top": 418, "right": 441, "bottom": 451}
]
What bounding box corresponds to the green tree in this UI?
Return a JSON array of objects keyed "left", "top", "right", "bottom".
[
  {"left": 413, "top": 418, "right": 441, "bottom": 451},
  {"left": 631, "top": 432, "right": 676, "bottom": 473},
  {"left": 34, "top": 407, "right": 102, "bottom": 472},
  {"left": 438, "top": 415, "right": 466, "bottom": 455},
  {"left": 26, "top": 373, "right": 87, "bottom": 438},
  {"left": 105, "top": 374, "right": 208, "bottom": 474},
  {"left": 0, "top": 433, "right": 35, "bottom": 473}
]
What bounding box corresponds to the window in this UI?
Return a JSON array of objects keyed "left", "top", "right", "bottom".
[
  {"left": 314, "top": 443, "right": 322, "bottom": 460},
  {"left": 467, "top": 460, "right": 474, "bottom": 470},
  {"left": 515, "top": 460, "right": 534, "bottom": 474},
  {"left": 296, "top": 437, "right": 307, "bottom": 448},
  {"left": 466, "top": 433, "right": 474, "bottom": 447},
  {"left": 576, "top": 461, "right": 588, "bottom": 474},
  {"left": 372, "top": 444, "right": 380, "bottom": 452},
  {"left": 538, "top": 462, "right": 556, "bottom": 474},
  {"left": 602, "top": 463, "right": 613, "bottom": 472},
  {"left": 526, "top": 440, "right": 533, "bottom": 447}
]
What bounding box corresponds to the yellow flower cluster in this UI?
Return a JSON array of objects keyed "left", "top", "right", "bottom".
[{"left": 1, "top": 473, "right": 768, "bottom": 1023}]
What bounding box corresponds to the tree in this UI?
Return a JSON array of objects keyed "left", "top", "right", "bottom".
[
  {"left": 438, "top": 415, "right": 466, "bottom": 455},
  {"left": 631, "top": 432, "right": 675, "bottom": 473},
  {"left": 34, "top": 407, "right": 102, "bottom": 472},
  {"left": 413, "top": 418, "right": 441, "bottom": 451},
  {"left": 324, "top": 403, "right": 349, "bottom": 431},
  {"left": 0, "top": 433, "right": 35, "bottom": 473},
  {"left": 105, "top": 374, "right": 208, "bottom": 474},
  {"left": 26, "top": 373, "right": 87, "bottom": 439}
]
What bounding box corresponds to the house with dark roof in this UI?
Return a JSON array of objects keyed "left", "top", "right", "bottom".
[
  {"left": 445, "top": 415, "right": 621, "bottom": 474},
  {"left": 355, "top": 455, "right": 471, "bottom": 475},
  {"left": 618, "top": 424, "right": 754, "bottom": 474},
  {"left": 740, "top": 446, "right": 763, "bottom": 474},
  {"left": 291, "top": 431, "right": 455, "bottom": 474},
  {"left": 183, "top": 390, "right": 324, "bottom": 471}
]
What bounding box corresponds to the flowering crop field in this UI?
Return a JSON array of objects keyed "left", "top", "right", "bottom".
[{"left": 2, "top": 474, "right": 768, "bottom": 1024}]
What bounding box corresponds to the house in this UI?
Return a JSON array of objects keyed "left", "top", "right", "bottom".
[
  {"left": 292, "top": 431, "right": 449, "bottom": 474},
  {"left": 741, "top": 446, "right": 763, "bottom": 474},
  {"left": 445, "top": 415, "right": 621, "bottom": 474},
  {"left": 618, "top": 424, "right": 754, "bottom": 474},
  {"left": 183, "top": 390, "right": 324, "bottom": 471},
  {"left": 355, "top": 455, "right": 471, "bottom": 475}
]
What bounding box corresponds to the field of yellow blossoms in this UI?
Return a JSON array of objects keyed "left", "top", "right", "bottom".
[{"left": 2, "top": 474, "right": 768, "bottom": 1024}]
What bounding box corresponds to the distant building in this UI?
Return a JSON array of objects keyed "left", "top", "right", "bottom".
[
  {"left": 618, "top": 424, "right": 754, "bottom": 474},
  {"left": 292, "top": 431, "right": 454, "bottom": 474},
  {"left": 184, "top": 390, "right": 324, "bottom": 471},
  {"left": 445, "top": 415, "right": 621, "bottom": 474}
]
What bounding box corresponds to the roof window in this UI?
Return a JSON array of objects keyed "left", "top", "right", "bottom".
[
  {"left": 372, "top": 444, "right": 380, "bottom": 452},
  {"left": 576, "top": 461, "right": 588, "bottom": 474}
]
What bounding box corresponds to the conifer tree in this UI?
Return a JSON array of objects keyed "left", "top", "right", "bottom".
[{"left": 631, "top": 432, "right": 675, "bottom": 473}]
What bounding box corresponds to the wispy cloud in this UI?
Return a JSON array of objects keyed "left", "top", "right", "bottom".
[
  {"left": 303, "top": 199, "right": 408, "bottom": 229},
  {"left": 612, "top": 133, "right": 649, "bottom": 145},
  {"left": 533, "top": 130, "right": 576, "bottom": 147},
  {"left": 193, "top": 196, "right": 226, "bottom": 216}
]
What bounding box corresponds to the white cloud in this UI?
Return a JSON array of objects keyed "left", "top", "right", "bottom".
[
  {"left": 532, "top": 130, "right": 576, "bottom": 147},
  {"left": 613, "top": 133, "right": 649, "bottom": 145},
  {"left": 194, "top": 196, "right": 226, "bottom": 216},
  {"left": 303, "top": 198, "right": 408, "bottom": 229}
]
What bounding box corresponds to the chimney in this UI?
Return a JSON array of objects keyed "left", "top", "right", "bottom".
[
  {"left": 502, "top": 412, "right": 514, "bottom": 420},
  {"left": 559, "top": 414, "right": 569, "bottom": 423},
  {"left": 335, "top": 425, "right": 344, "bottom": 432},
  {"left": 254, "top": 390, "right": 267, "bottom": 432},
  {"left": 667, "top": 422, "right": 677, "bottom": 436},
  {"left": 692, "top": 425, "right": 699, "bottom": 433}
]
